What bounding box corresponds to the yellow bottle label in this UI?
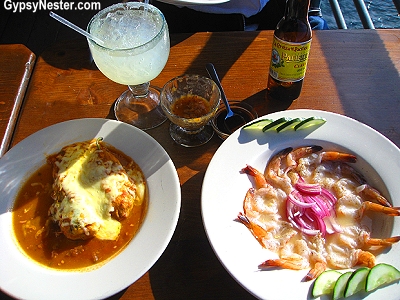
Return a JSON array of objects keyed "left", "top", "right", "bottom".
[{"left": 269, "top": 36, "right": 311, "bottom": 82}]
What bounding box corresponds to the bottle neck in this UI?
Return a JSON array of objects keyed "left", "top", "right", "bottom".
[{"left": 285, "top": 0, "right": 310, "bottom": 20}]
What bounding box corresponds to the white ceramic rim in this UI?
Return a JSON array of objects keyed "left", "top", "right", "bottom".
[
  {"left": 202, "top": 109, "right": 400, "bottom": 300},
  {"left": 0, "top": 118, "right": 181, "bottom": 300}
]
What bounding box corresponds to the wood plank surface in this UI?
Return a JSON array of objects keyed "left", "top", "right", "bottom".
[
  {"left": 2, "top": 29, "right": 400, "bottom": 299},
  {"left": 11, "top": 29, "right": 400, "bottom": 147},
  {"left": 0, "top": 44, "right": 35, "bottom": 157}
]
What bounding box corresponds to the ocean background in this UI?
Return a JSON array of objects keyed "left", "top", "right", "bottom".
[{"left": 319, "top": 0, "right": 400, "bottom": 29}]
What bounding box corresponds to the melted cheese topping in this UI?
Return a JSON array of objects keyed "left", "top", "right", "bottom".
[{"left": 49, "top": 139, "right": 142, "bottom": 240}]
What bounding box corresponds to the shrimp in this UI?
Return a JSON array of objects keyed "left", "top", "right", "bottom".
[
  {"left": 263, "top": 147, "right": 293, "bottom": 194},
  {"left": 259, "top": 237, "right": 328, "bottom": 280},
  {"left": 239, "top": 145, "right": 400, "bottom": 281},
  {"left": 239, "top": 165, "right": 295, "bottom": 252}
]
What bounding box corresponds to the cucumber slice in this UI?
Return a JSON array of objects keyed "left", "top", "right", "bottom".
[
  {"left": 312, "top": 270, "right": 342, "bottom": 298},
  {"left": 344, "top": 267, "right": 370, "bottom": 297},
  {"left": 294, "top": 116, "right": 326, "bottom": 131},
  {"left": 243, "top": 119, "right": 273, "bottom": 130},
  {"left": 366, "top": 263, "right": 400, "bottom": 292},
  {"left": 332, "top": 271, "right": 352, "bottom": 300},
  {"left": 276, "top": 118, "right": 303, "bottom": 132},
  {"left": 262, "top": 117, "right": 290, "bottom": 132}
]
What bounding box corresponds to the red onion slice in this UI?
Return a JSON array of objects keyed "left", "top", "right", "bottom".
[{"left": 286, "top": 177, "right": 340, "bottom": 237}]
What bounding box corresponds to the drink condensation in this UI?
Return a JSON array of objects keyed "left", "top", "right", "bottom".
[
  {"left": 88, "top": 4, "right": 170, "bottom": 86},
  {"left": 92, "top": 10, "right": 159, "bottom": 49}
]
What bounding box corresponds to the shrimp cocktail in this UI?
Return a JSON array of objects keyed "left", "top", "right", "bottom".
[{"left": 87, "top": 2, "right": 170, "bottom": 130}]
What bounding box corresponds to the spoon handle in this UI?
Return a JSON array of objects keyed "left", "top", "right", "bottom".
[{"left": 205, "top": 63, "right": 233, "bottom": 116}]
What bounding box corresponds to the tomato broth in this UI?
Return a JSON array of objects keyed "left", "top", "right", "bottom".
[{"left": 12, "top": 149, "right": 147, "bottom": 271}]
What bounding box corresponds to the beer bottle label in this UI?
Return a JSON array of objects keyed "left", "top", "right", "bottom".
[{"left": 269, "top": 36, "right": 311, "bottom": 82}]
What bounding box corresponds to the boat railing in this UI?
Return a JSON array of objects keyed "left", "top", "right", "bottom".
[{"left": 311, "top": 0, "right": 400, "bottom": 29}]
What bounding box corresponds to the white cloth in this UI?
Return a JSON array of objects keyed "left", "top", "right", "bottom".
[{"left": 183, "top": 0, "right": 270, "bottom": 18}]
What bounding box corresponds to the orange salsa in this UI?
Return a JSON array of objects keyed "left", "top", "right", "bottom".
[
  {"left": 171, "top": 94, "right": 211, "bottom": 119},
  {"left": 12, "top": 148, "right": 147, "bottom": 271}
]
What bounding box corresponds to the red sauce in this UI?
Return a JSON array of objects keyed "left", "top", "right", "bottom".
[
  {"left": 12, "top": 148, "right": 147, "bottom": 271},
  {"left": 171, "top": 95, "right": 211, "bottom": 118}
]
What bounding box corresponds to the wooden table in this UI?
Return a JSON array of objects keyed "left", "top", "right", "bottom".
[
  {"left": 3, "top": 29, "right": 400, "bottom": 299},
  {"left": 0, "top": 44, "right": 35, "bottom": 157}
]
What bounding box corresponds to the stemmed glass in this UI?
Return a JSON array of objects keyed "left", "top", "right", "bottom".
[
  {"left": 87, "top": 2, "right": 170, "bottom": 130},
  {"left": 160, "top": 75, "right": 221, "bottom": 147}
]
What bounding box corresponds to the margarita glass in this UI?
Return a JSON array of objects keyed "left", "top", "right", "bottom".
[{"left": 87, "top": 2, "right": 170, "bottom": 130}]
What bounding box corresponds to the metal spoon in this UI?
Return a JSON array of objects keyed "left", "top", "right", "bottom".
[{"left": 206, "top": 63, "right": 246, "bottom": 133}]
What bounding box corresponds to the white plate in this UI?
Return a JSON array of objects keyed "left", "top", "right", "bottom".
[
  {"left": 157, "top": 0, "right": 229, "bottom": 5},
  {"left": 0, "top": 118, "right": 181, "bottom": 300},
  {"left": 202, "top": 109, "right": 400, "bottom": 300}
]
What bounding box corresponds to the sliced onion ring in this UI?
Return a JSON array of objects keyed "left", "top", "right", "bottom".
[{"left": 287, "top": 178, "right": 341, "bottom": 237}]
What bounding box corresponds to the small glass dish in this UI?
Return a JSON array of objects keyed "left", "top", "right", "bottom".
[
  {"left": 211, "top": 101, "right": 258, "bottom": 140},
  {"left": 160, "top": 74, "right": 221, "bottom": 147}
]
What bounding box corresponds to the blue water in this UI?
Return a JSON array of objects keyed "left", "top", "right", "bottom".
[{"left": 320, "top": 0, "right": 400, "bottom": 29}]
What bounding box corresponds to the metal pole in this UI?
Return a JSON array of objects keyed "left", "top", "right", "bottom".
[
  {"left": 328, "top": 0, "right": 348, "bottom": 29},
  {"left": 353, "top": 0, "right": 375, "bottom": 29}
]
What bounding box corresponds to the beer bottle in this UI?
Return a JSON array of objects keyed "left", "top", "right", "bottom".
[{"left": 266, "top": 0, "right": 312, "bottom": 101}]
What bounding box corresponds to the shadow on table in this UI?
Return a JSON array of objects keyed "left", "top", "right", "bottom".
[
  {"left": 141, "top": 32, "right": 261, "bottom": 299},
  {"left": 147, "top": 171, "right": 257, "bottom": 300},
  {"left": 317, "top": 30, "right": 400, "bottom": 147},
  {"left": 0, "top": 22, "right": 277, "bottom": 300},
  {"left": 181, "top": 31, "right": 260, "bottom": 79},
  {"left": 134, "top": 33, "right": 260, "bottom": 297},
  {"left": 39, "top": 33, "right": 197, "bottom": 71},
  {"left": 25, "top": 28, "right": 400, "bottom": 300},
  {"left": 145, "top": 30, "right": 400, "bottom": 299}
]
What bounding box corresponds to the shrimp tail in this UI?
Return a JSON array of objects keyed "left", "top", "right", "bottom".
[
  {"left": 259, "top": 257, "right": 306, "bottom": 270},
  {"left": 241, "top": 165, "right": 267, "bottom": 189},
  {"left": 237, "top": 212, "right": 268, "bottom": 248},
  {"left": 264, "top": 147, "right": 293, "bottom": 177},
  {"left": 357, "top": 184, "right": 393, "bottom": 207},
  {"left": 320, "top": 151, "right": 357, "bottom": 163},
  {"left": 304, "top": 262, "right": 327, "bottom": 281},
  {"left": 275, "top": 147, "right": 294, "bottom": 158},
  {"left": 241, "top": 164, "right": 257, "bottom": 176},
  {"left": 290, "top": 145, "right": 323, "bottom": 161},
  {"left": 356, "top": 250, "right": 376, "bottom": 268},
  {"left": 358, "top": 201, "right": 400, "bottom": 219},
  {"left": 364, "top": 236, "right": 400, "bottom": 247},
  {"left": 237, "top": 188, "right": 270, "bottom": 248},
  {"left": 285, "top": 145, "right": 323, "bottom": 171}
]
